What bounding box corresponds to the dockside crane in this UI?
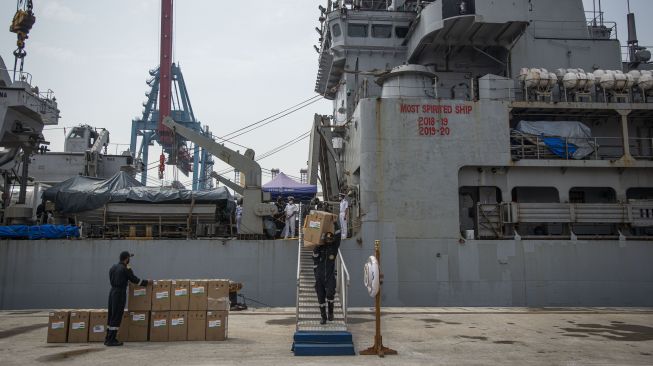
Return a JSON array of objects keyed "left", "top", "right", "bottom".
[{"left": 130, "top": 0, "right": 214, "bottom": 190}]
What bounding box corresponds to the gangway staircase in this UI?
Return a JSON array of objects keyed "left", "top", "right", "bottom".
[{"left": 292, "top": 234, "right": 355, "bottom": 356}]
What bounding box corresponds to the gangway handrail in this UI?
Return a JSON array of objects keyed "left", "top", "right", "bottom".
[
  {"left": 295, "top": 204, "right": 303, "bottom": 331},
  {"left": 336, "top": 248, "right": 351, "bottom": 326}
]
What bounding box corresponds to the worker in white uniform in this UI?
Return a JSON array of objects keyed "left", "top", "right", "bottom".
[
  {"left": 339, "top": 193, "right": 348, "bottom": 239},
  {"left": 235, "top": 199, "right": 243, "bottom": 235},
  {"left": 282, "top": 196, "right": 299, "bottom": 239}
]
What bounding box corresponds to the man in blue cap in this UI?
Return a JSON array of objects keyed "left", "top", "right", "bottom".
[{"left": 105, "top": 251, "right": 149, "bottom": 346}]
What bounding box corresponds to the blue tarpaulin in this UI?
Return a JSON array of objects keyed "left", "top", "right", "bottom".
[
  {"left": 542, "top": 137, "right": 578, "bottom": 159},
  {"left": 0, "top": 225, "right": 79, "bottom": 240}
]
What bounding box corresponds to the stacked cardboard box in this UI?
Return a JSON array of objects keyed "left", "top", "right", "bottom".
[
  {"left": 47, "top": 279, "right": 230, "bottom": 343},
  {"left": 303, "top": 211, "right": 338, "bottom": 249}
]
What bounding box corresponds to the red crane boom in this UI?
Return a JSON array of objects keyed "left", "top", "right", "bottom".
[{"left": 158, "top": 0, "right": 173, "bottom": 177}]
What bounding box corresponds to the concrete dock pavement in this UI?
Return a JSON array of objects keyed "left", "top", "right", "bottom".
[{"left": 1, "top": 308, "right": 652, "bottom": 365}]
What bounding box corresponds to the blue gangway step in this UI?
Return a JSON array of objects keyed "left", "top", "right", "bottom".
[{"left": 292, "top": 331, "right": 356, "bottom": 356}]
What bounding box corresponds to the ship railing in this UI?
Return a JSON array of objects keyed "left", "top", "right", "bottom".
[
  {"left": 72, "top": 202, "right": 233, "bottom": 239},
  {"left": 510, "top": 133, "right": 653, "bottom": 161},
  {"left": 0, "top": 68, "right": 33, "bottom": 86},
  {"left": 335, "top": 247, "right": 351, "bottom": 325},
  {"left": 474, "top": 201, "right": 653, "bottom": 240}
]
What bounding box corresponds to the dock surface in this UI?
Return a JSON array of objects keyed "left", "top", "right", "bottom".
[{"left": 1, "top": 308, "right": 652, "bottom": 365}]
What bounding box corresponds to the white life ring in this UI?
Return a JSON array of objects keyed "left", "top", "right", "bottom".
[{"left": 363, "top": 256, "right": 380, "bottom": 297}]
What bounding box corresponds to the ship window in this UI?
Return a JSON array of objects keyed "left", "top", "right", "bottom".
[
  {"left": 512, "top": 187, "right": 559, "bottom": 203},
  {"left": 395, "top": 26, "right": 409, "bottom": 38},
  {"left": 569, "top": 187, "right": 616, "bottom": 203},
  {"left": 627, "top": 188, "right": 653, "bottom": 200},
  {"left": 332, "top": 24, "right": 342, "bottom": 38},
  {"left": 69, "top": 129, "right": 85, "bottom": 138},
  {"left": 371, "top": 24, "right": 392, "bottom": 38},
  {"left": 348, "top": 23, "right": 368, "bottom": 38}
]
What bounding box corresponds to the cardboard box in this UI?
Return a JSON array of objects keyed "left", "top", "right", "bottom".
[
  {"left": 128, "top": 282, "right": 153, "bottom": 311},
  {"left": 206, "top": 311, "right": 228, "bottom": 341},
  {"left": 47, "top": 311, "right": 69, "bottom": 343},
  {"left": 67, "top": 310, "right": 90, "bottom": 343},
  {"left": 207, "top": 279, "right": 230, "bottom": 311},
  {"left": 116, "top": 312, "right": 130, "bottom": 342},
  {"left": 127, "top": 311, "right": 150, "bottom": 342},
  {"left": 303, "top": 211, "right": 338, "bottom": 248},
  {"left": 187, "top": 311, "right": 206, "bottom": 341},
  {"left": 88, "top": 310, "right": 107, "bottom": 342},
  {"left": 168, "top": 311, "right": 188, "bottom": 342},
  {"left": 171, "top": 280, "right": 190, "bottom": 310},
  {"left": 152, "top": 280, "right": 172, "bottom": 311},
  {"left": 189, "top": 280, "right": 208, "bottom": 311},
  {"left": 149, "top": 311, "right": 169, "bottom": 342}
]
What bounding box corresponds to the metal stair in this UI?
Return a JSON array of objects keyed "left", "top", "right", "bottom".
[
  {"left": 292, "top": 228, "right": 354, "bottom": 356},
  {"left": 296, "top": 246, "right": 346, "bottom": 331}
]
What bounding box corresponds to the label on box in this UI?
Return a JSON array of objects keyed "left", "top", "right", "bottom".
[
  {"left": 93, "top": 325, "right": 105, "bottom": 333},
  {"left": 175, "top": 288, "right": 188, "bottom": 297},
  {"left": 156, "top": 291, "right": 169, "bottom": 299},
  {"left": 171, "top": 318, "right": 184, "bottom": 326},
  {"left": 191, "top": 286, "right": 205, "bottom": 294},
  {"left": 309, "top": 221, "right": 321, "bottom": 229},
  {"left": 72, "top": 322, "right": 86, "bottom": 330},
  {"left": 208, "top": 320, "right": 222, "bottom": 328},
  {"left": 51, "top": 321, "right": 65, "bottom": 330},
  {"left": 132, "top": 314, "right": 146, "bottom": 321},
  {"left": 153, "top": 319, "right": 167, "bottom": 327},
  {"left": 133, "top": 288, "right": 147, "bottom": 297}
]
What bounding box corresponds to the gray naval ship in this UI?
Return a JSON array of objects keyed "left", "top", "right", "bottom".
[
  {"left": 307, "top": 0, "right": 653, "bottom": 307},
  {"left": 1, "top": 0, "right": 652, "bottom": 314}
]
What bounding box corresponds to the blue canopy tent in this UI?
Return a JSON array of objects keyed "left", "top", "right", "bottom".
[{"left": 262, "top": 172, "right": 317, "bottom": 201}]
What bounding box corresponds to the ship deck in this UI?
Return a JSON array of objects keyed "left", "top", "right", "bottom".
[{"left": 2, "top": 308, "right": 652, "bottom": 365}]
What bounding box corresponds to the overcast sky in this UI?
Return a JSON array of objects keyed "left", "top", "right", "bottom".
[{"left": 1, "top": 0, "right": 651, "bottom": 188}]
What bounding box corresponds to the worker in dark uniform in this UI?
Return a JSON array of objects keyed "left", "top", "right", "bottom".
[
  {"left": 313, "top": 222, "right": 341, "bottom": 324},
  {"left": 106, "top": 251, "right": 148, "bottom": 346}
]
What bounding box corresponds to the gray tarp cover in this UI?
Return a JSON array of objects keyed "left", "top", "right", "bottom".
[
  {"left": 515, "top": 121, "right": 596, "bottom": 159},
  {"left": 43, "top": 172, "right": 233, "bottom": 213}
]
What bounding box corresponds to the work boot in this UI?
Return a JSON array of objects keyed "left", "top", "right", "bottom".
[
  {"left": 105, "top": 329, "right": 123, "bottom": 347},
  {"left": 327, "top": 301, "right": 334, "bottom": 321},
  {"left": 319, "top": 304, "right": 327, "bottom": 325},
  {"left": 103, "top": 330, "right": 110, "bottom": 346}
]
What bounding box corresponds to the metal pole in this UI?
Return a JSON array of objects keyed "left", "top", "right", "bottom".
[
  {"left": 18, "top": 152, "right": 29, "bottom": 204},
  {"left": 361, "top": 240, "right": 397, "bottom": 357}
]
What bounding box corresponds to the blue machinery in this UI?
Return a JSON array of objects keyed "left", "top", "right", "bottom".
[{"left": 129, "top": 63, "right": 214, "bottom": 190}]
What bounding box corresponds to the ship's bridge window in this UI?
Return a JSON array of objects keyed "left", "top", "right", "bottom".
[
  {"left": 395, "top": 26, "right": 409, "bottom": 38},
  {"left": 348, "top": 23, "right": 368, "bottom": 38},
  {"left": 332, "top": 23, "right": 342, "bottom": 38},
  {"left": 371, "top": 24, "right": 392, "bottom": 38},
  {"left": 69, "top": 129, "right": 85, "bottom": 139}
]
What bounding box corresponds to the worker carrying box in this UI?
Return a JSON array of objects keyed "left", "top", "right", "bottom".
[{"left": 303, "top": 211, "right": 338, "bottom": 249}]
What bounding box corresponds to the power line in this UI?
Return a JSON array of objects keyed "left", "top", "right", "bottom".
[{"left": 219, "top": 95, "right": 321, "bottom": 140}]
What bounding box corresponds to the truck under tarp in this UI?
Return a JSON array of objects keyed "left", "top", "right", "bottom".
[{"left": 43, "top": 171, "right": 234, "bottom": 214}]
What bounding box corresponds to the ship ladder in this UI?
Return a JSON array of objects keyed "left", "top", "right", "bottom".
[{"left": 292, "top": 234, "right": 355, "bottom": 356}]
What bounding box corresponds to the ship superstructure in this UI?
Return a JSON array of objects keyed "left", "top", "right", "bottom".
[{"left": 309, "top": 0, "right": 653, "bottom": 306}]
